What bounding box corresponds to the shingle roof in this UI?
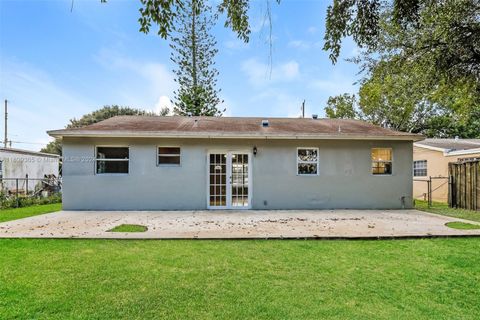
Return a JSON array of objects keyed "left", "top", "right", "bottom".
[
  {"left": 48, "top": 116, "right": 423, "bottom": 141},
  {"left": 415, "top": 139, "right": 480, "bottom": 152}
]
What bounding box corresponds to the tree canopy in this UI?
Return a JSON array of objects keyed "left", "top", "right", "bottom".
[
  {"left": 325, "top": 2, "right": 480, "bottom": 138},
  {"left": 324, "top": 0, "right": 480, "bottom": 82},
  {"left": 138, "top": 0, "right": 280, "bottom": 43},
  {"left": 41, "top": 105, "right": 160, "bottom": 155}
]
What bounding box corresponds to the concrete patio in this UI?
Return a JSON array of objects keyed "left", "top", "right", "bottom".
[{"left": 1, "top": 209, "right": 480, "bottom": 239}]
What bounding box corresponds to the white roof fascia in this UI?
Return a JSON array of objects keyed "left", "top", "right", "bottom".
[
  {"left": 413, "top": 143, "right": 448, "bottom": 153},
  {"left": 445, "top": 148, "right": 480, "bottom": 157}
]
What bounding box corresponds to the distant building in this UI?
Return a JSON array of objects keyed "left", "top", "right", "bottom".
[
  {"left": 0, "top": 148, "right": 60, "bottom": 193},
  {"left": 413, "top": 139, "right": 480, "bottom": 202}
]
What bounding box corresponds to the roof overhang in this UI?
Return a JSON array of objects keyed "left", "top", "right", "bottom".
[
  {"left": 48, "top": 130, "right": 424, "bottom": 141},
  {"left": 414, "top": 143, "right": 480, "bottom": 156},
  {"left": 413, "top": 143, "right": 447, "bottom": 153},
  {"left": 446, "top": 148, "right": 480, "bottom": 157}
]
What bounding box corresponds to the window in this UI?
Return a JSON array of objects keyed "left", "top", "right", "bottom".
[
  {"left": 371, "top": 148, "right": 392, "bottom": 175},
  {"left": 158, "top": 147, "right": 180, "bottom": 165},
  {"left": 96, "top": 147, "right": 129, "bottom": 174},
  {"left": 413, "top": 160, "right": 427, "bottom": 176},
  {"left": 297, "top": 148, "right": 319, "bottom": 175},
  {"left": 0, "top": 160, "right": 3, "bottom": 179}
]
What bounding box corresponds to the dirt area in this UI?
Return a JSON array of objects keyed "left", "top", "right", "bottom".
[{"left": 1, "top": 209, "right": 480, "bottom": 239}]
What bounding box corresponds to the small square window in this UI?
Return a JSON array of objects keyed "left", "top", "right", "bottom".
[
  {"left": 297, "top": 148, "right": 318, "bottom": 175},
  {"left": 158, "top": 147, "right": 180, "bottom": 165},
  {"left": 413, "top": 160, "right": 427, "bottom": 176},
  {"left": 371, "top": 148, "right": 392, "bottom": 175}
]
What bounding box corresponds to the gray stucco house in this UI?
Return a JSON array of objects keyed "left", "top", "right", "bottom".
[{"left": 48, "top": 116, "right": 423, "bottom": 211}]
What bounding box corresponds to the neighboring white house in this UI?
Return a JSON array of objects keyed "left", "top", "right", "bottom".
[
  {"left": 48, "top": 116, "right": 423, "bottom": 211},
  {"left": 0, "top": 147, "right": 60, "bottom": 193}
]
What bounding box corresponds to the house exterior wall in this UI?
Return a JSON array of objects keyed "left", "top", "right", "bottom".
[
  {"left": 413, "top": 146, "right": 480, "bottom": 202},
  {"left": 0, "top": 150, "right": 59, "bottom": 191},
  {"left": 62, "top": 137, "right": 413, "bottom": 210}
]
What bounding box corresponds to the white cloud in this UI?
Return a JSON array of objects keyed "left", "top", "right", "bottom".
[
  {"left": 307, "top": 26, "right": 318, "bottom": 34},
  {"left": 93, "top": 48, "right": 176, "bottom": 114},
  {"left": 287, "top": 40, "right": 322, "bottom": 50},
  {"left": 241, "top": 58, "right": 300, "bottom": 86},
  {"left": 224, "top": 38, "right": 248, "bottom": 50},
  {"left": 95, "top": 48, "right": 175, "bottom": 97},
  {"left": 153, "top": 95, "right": 172, "bottom": 114},
  {"left": 249, "top": 89, "right": 303, "bottom": 118},
  {"left": 0, "top": 59, "right": 94, "bottom": 151},
  {"left": 309, "top": 73, "right": 358, "bottom": 96}
]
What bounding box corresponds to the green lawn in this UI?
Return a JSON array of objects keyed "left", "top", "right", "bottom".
[
  {"left": 1, "top": 238, "right": 480, "bottom": 319},
  {"left": 415, "top": 200, "right": 480, "bottom": 222},
  {"left": 0, "top": 203, "right": 62, "bottom": 223},
  {"left": 445, "top": 222, "right": 480, "bottom": 230},
  {"left": 108, "top": 224, "right": 148, "bottom": 232}
]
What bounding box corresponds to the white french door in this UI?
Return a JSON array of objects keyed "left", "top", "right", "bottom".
[{"left": 208, "top": 151, "right": 251, "bottom": 209}]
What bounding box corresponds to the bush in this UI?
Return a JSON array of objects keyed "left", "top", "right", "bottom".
[{"left": 0, "top": 193, "right": 62, "bottom": 209}]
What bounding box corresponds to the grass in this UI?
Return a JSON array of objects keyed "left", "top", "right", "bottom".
[
  {"left": 108, "top": 224, "right": 148, "bottom": 232},
  {"left": 415, "top": 199, "right": 480, "bottom": 222},
  {"left": 445, "top": 222, "right": 480, "bottom": 230},
  {"left": 1, "top": 238, "right": 480, "bottom": 319},
  {"left": 0, "top": 203, "right": 62, "bottom": 223}
]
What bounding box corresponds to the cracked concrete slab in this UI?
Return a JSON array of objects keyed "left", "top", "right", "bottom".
[{"left": 1, "top": 209, "right": 480, "bottom": 239}]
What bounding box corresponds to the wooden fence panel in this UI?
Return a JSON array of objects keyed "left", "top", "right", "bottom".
[{"left": 449, "top": 160, "right": 480, "bottom": 211}]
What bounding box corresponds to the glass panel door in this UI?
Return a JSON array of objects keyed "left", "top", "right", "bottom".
[
  {"left": 231, "top": 153, "right": 249, "bottom": 208},
  {"left": 208, "top": 152, "right": 250, "bottom": 209},
  {"left": 209, "top": 153, "right": 227, "bottom": 208}
]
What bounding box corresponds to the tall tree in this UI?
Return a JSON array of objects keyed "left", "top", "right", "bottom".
[
  {"left": 138, "top": 0, "right": 277, "bottom": 43},
  {"left": 137, "top": 0, "right": 478, "bottom": 83},
  {"left": 325, "top": 3, "right": 480, "bottom": 138},
  {"left": 324, "top": 0, "right": 480, "bottom": 83},
  {"left": 170, "top": 0, "right": 224, "bottom": 116},
  {"left": 41, "top": 105, "right": 161, "bottom": 155},
  {"left": 324, "top": 93, "right": 359, "bottom": 119}
]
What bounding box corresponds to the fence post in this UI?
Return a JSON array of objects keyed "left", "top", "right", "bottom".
[
  {"left": 15, "top": 178, "right": 19, "bottom": 208},
  {"left": 428, "top": 177, "right": 432, "bottom": 208}
]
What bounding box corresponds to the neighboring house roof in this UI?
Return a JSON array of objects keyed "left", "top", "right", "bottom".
[
  {"left": 0, "top": 147, "right": 60, "bottom": 158},
  {"left": 48, "top": 116, "right": 423, "bottom": 141},
  {"left": 414, "top": 139, "right": 480, "bottom": 156}
]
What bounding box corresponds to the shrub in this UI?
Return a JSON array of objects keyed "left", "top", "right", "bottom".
[{"left": 0, "top": 193, "right": 62, "bottom": 209}]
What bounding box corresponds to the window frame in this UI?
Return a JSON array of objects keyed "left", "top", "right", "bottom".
[
  {"left": 296, "top": 147, "right": 319, "bottom": 176},
  {"left": 95, "top": 145, "right": 130, "bottom": 175},
  {"left": 371, "top": 148, "right": 393, "bottom": 176},
  {"left": 413, "top": 160, "right": 428, "bottom": 177},
  {"left": 157, "top": 146, "right": 181, "bottom": 166}
]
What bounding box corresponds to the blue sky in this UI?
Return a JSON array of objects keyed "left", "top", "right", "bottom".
[{"left": 0, "top": 0, "right": 359, "bottom": 151}]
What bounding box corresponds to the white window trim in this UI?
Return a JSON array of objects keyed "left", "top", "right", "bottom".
[
  {"left": 206, "top": 150, "right": 252, "bottom": 210},
  {"left": 95, "top": 145, "right": 130, "bottom": 175},
  {"left": 296, "top": 147, "right": 319, "bottom": 176},
  {"left": 371, "top": 148, "right": 393, "bottom": 176},
  {"left": 413, "top": 160, "right": 427, "bottom": 177},
  {"left": 157, "top": 146, "right": 181, "bottom": 166}
]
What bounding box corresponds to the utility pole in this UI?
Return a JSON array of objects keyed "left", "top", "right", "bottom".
[
  {"left": 301, "top": 100, "right": 305, "bottom": 118},
  {"left": 4, "top": 99, "right": 7, "bottom": 148}
]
